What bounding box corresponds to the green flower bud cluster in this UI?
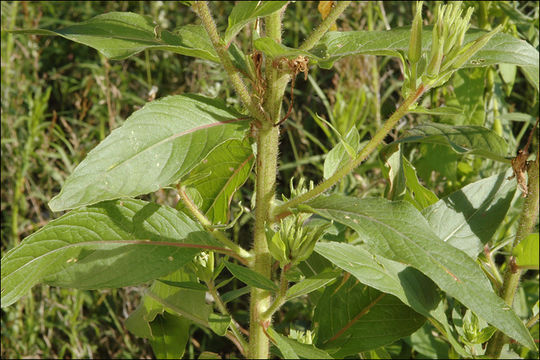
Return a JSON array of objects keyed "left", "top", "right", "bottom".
[
  {"left": 460, "top": 310, "right": 497, "bottom": 346},
  {"left": 421, "top": 1, "right": 501, "bottom": 88},
  {"left": 404, "top": 1, "right": 502, "bottom": 96},
  {"left": 289, "top": 329, "right": 314, "bottom": 345},
  {"left": 190, "top": 251, "right": 214, "bottom": 283},
  {"left": 424, "top": 2, "right": 472, "bottom": 79},
  {"left": 282, "top": 177, "right": 314, "bottom": 202},
  {"left": 267, "top": 213, "right": 330, "bottom": 268}
]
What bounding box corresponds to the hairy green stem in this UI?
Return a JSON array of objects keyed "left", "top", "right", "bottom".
[
  {"left": 273, "top": 84, "right": 427, "bottom": 219},
  {"left": 367, "top": 1, "right": 382, "bottom": 127},
  {"left": 298, "top": 1, "right": 351, "bottom": 51},
  {"left": 178, "top": 187, "right": 252, "bottom": 261},
  {"left": 193, "top": 1, "right": 266, "bottom": 122},
  {"left": 248, "top": 10, "right": 284, "bottom": 359},
  {"left": 526, "top": 312, "right": 539, "bottom": 329},
  {"left": 485, "top": 158, "right": 539, "bottom": 358},
  {"left": 261, "top": 267, "right": 289, "bottom": 320},
  {"left": 249, "top": 121, "right": 280, "bottom": 359}
]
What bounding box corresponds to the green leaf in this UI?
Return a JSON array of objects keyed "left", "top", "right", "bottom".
[
  {"left": 268, "top": 327, "right": 332, "bottom": 359},
  {"left": 323, "top": 127, "right": 361, "bottom": 179},
  {"left": 520, "top": 64, "right": 539, "bottom": 91},
  {"left": 407, "top": 323, "right": 451, "bottom": 359},
  {"left": 286, "top": 271, "right": 340, "bottom": 300},
  {"left": 208, "top": 313, "right": 231, "bottom": 336},
  {"left": 225, "top": 1, "right": 288, "bottom": 44},
  {"left": 422, "top": 170, "right": 516, "bottom": 258},
  {"left": 48, "top": 94, "right": 249, "bottom": 211},
  {"left": 381, "top": 145, "right": 437, "bottom": 209},
  {"left": 312, "top": 28, "right": 539, "bottom": 80},
  {"left": 386, "top": 122, "right": 509, "bottom": 163},
  {"left": 223, "top": 260, "right": 278, "bottom": 291},
  {"left": 1, "top": 199, "right": 219, "bottom": 308},
  {"left": 451, "top": 68, "right": 488, "bottom": 126},
  {"left": 127, "top": 267, "right": 232, "bottom": 339},
  {"left": 127, "top": 268, "right": 204, "bottom": 339},
  {"left": 315, "top": 242, "right": 440, "bottom": 319},
  {"left": 382, "top": 144, "right": 407, "bottom": 201},
  {"left": 302, "top": 195, "right": 536, "bottom": 350},
  {"left": 10, "top": 13, "right": 219, "bottom": 61},
  {"left": 500, "top": 112, "right": 537, "bottom": 124},
  {"left": 156, "top": 280, "right": 208, "bottom": 291},
  {"left": 221, "top": 286, "right": 251, "bottom": 303},
  {"left": 267, "top": 327, "right": 299, "bottom": 359},
  {"left": 416, "top": 144, "right": 460, "bottom": 181},
  {"left": 402, "top": 157, "right": 438, "bottom": 209},
  {"left": 513, "top": 233, "right": 539, "bottom": 269},
  {"left": 149, "top": 313, "right": 191, "bottom": 359},
  {"left": 314, "top": 275, "right": 426, "bottom": 357},
  {"left": 253, "top": 37, "right": 316, "bottom": 60},
  {"left": 184, "top": 139, "right": 254, "bottom": 224},
  {"left": 198, "top": 351, "right": 221, "bottom": 359}
]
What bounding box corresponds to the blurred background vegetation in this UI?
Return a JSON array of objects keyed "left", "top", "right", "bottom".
[{"left": 1, "top": 1, "right": 538, "bottom": 358}]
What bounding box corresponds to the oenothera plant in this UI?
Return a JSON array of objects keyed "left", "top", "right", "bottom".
[{"left": 2, "top": 1, "right": 539, "bottom": 358}]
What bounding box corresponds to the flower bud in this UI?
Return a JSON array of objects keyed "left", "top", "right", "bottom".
[
  {"left": 408, "top": 1, "right": 423, "bottom": 64},
  {"left": 426, "top": 35, "right": 445, "bottom": 79},
  {"left": 191, "top": 251, "right": 214, "bottom": 283},
  {"left": 450, "top": 25, "right": 502, "bottom": 70},
  {"left": 267, "top": 213, "right": 330, "bottom": 267}
]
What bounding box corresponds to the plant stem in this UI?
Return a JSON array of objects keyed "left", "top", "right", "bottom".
[
  {"left": 261, "top": 267, "right": 288, "bottom": 320},
  {"left": 526, "top": 312, "right": 539, "bottom": 329},
  {"left": 248, "top": 10, "right": 285, "bottom": 359},
  {"left": 273, "top": 84, "right": 427, "bottom": 219},
  {"left": 367, "top": 1, "right": 382, "bottom": 127},
  {"left": 249, "top": 120, "right": 280, "bottom": 359},
  {"left": 193, "top": 1, "right": 266, "bottom": 122},
  {"left": 298, "top": 1, "right": 351, "bottom": 51},
  {"left": 485, "top": 158, "right": 539, "bottom": 358},
  {"left": 178, "top": 186, "right": 252, "bottom": 261}
]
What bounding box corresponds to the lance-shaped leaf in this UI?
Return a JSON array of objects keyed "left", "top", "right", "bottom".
[
  {"left": 126, "top": 268, "right": 206, "bottom": 339},
  {"left": 183, "top": 139, "right": 254, "bottom": 225},
  {"left": 312, "top": 28, "right": 539, "bottom": 86},
  {"left": 254, "top": 37, "right": 317, "bottom": 60},
  {"left": 149, "top": 313, "right": 191, "bottom": 359},
  {"left": 314, "top": 275, "right": 426, "bottom": 357},
  {"left": 269, "top": 327, "right": 332, "bottom": 359},
  {"left": 48, "top": 94, "right": 249, "bottom": 211},
  {"left": 286, "top": 271, "right": 340, "bottom": 300},
  {"left": 323, "top": 127, "right": 361, "bottom": 180},
  {"left": 1, "top": 199, "right": 222, "bottom": 308},
  {"left": 301, "top": 195, "right": 536, "bottom": 350},
  {"left": 422, "top": 170, "right": 516, "bottom": 258},
  {"left": 383, "top": 122, "right": 509, "bottom": 163},
  {"left": 9, "top": 12, "right": 219, "bottom": 62},
  {"left": 223, "top": 260, "right": 278, "bottom": 291},
  {"left": 315, "top": 242, "right": 440, "bottom": 319},
  {"left": 225, "top": 1, "right": 288, "bottom": 44},
  {"left": 126, "top": 268, "right": 229, "bottom": 341}
]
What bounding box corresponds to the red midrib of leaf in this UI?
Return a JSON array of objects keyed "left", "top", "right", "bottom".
[{"left": 326, "top": 292, "right": 387, "bottom": 344}]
